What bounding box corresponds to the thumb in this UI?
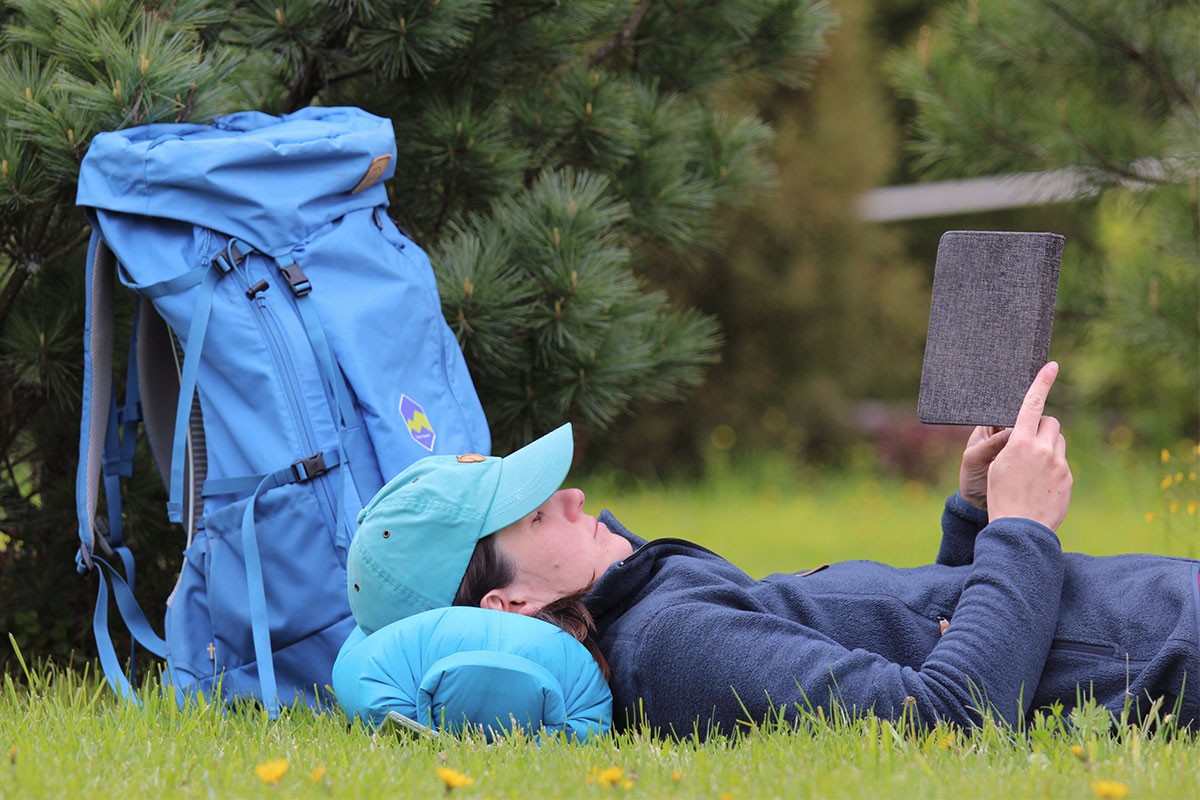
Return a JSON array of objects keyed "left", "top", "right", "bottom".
[{"left": 973, "top": 428, "right": 1012, "bottom": 459}]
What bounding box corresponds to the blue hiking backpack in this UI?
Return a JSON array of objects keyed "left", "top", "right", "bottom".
[{"left": 73, "top": 106, "right": 491, "bottom": 716}]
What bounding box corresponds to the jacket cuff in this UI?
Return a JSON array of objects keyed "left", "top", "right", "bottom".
[{"left": 947, "top": 491, "right": 989, "bottom": 527}]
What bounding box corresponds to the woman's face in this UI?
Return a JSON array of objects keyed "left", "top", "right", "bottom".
[{"left": 479, "top": 488, "right": 632, "bottom": 615}]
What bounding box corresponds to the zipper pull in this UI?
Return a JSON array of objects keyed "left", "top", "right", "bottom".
[{"left": 245, "top": 279, "right": 269, "bottom": 299}]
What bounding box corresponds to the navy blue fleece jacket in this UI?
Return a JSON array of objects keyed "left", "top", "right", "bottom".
[{"left": 586, "top": 494, "right": 1200, "bottom": 738}]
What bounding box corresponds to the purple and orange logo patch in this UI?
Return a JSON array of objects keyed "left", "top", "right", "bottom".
[{"left": 399, "top": 394, "right": 435, "bottom": 452}]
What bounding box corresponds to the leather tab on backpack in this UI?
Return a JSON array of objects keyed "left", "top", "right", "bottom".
[{"left": 352, "top": 154, "right": 392, "bottom": 194}]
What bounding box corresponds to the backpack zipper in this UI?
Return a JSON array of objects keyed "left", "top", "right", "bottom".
[
  {"left": 251, "top": 292, "right": 338, "bottom": 528},
  {"left": 235, "top": 256, "right": 338, "bottom": 533}
]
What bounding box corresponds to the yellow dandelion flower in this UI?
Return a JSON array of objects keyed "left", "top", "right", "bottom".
[
  {"left": 8, "top": 746, "right": 16, "bottom": 764},
  {"left": 1091, "top": 779, "right": 1129, "bottom": 799},
  {"left": 255, "top": 758, "right": 289, "bottom": 784},
  {"left": 1187, "top": 501, "right": 1197, "bottom": 515},
  {"left": 1069, "top": 744, "right": 1085, "bottom": 760},
  {"left": 1175, "top": 472, "right": 1185, "bottom": 482},
  {"left": 1160, "top": 475, "right": 1173, "bottom": 490},
  {"left": 671, "top": 771, "right": 683, "bottom": 782},
  {"left": 1161, "top": 449, "right": 1171, "bottom": 464},
  {"left": 938, "top": 733, "right": 955, "bottom": 749},
  {"left": 1170, "top": 501, "right": 1180, "bottom": 513},
  {"left": 435, "top": 766, "right": 475, "bottom": 790},
  {"left": 1145, "top": 512, "right": 1157, "bottom": 523},
  {"left": 308, "top": 765, "right": 327, "bottom": 782},
  {"left": 588, "top": 766, "right": 625, "bottom": 788}
]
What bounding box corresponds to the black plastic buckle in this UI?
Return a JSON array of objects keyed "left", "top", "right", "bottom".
[
  {"left": 291, "top": 452, "right": 327, "bottom": 482},
  {"left": 211, "top": 243, "right": 245, "bottom": 274},
  {"left": 279, "top": 262, "right": 312, "bottom": 296}
]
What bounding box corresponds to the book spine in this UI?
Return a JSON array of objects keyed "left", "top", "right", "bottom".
[{"left": 1029, "top": 235, "right": 1064, "bottom": 385}]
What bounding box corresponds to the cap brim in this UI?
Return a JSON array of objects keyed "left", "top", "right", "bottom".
[{"left": 481, "top": 423, "right": 574, "bottom": 535}]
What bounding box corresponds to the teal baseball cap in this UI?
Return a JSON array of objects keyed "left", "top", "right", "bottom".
[{"left": 347, "top": 423, "right": 574, "bottom": 634}]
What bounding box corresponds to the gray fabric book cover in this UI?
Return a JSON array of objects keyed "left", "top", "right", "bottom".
[{"left": 918, "top": 231, "right": 1064, "bottom": 427}]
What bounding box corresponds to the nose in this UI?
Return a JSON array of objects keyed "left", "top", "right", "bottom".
[{"left": 556, "top": 487, "right": 585, "bottom": 520}]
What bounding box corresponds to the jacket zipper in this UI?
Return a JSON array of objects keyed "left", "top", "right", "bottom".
[{"left": 1051, "top": 639, "right": 1117, "bottom": 658}]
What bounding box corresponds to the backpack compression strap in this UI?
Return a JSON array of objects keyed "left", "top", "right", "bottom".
[
  {"left": 165, "top": 244, "right": 237, "bottom": 524},
  {"left": 91, "top": 555, "right": 167, "bottom": 701}
]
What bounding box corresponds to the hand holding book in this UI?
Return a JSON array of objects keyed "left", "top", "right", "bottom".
[
  {"left": 984, "top": 361, "right": 1074, "bottom": 531},
  {"left": 958, "top": 425, "right": 1010, "bottom": 510}
]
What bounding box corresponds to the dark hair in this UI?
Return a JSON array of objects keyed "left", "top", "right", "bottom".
[
  {"left": 453, "top": 533, "right": 515, "bottom": 608},
  {"left": 454, "top": 535, "right": 610, "bottom": 680}
]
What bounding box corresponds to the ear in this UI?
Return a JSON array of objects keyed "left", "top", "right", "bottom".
[{"left": 479, "top": 588, "right": 533, "bottom": 615}]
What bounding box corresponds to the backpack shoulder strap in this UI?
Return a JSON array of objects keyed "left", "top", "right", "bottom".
[
  {"left": 75, "top": 229, "right": 116, "bottom": 568},
  {"left": 75, "top": 230, "right": 168, "bottom": 701}
]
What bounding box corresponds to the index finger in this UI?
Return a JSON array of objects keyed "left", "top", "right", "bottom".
[{"left": 1013, "top": 361, "right": 1058, "bottom": 436}]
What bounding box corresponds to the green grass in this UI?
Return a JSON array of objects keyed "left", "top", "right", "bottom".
[
  {"left": 1, "top": 658, "right": 1196, "bottom": 799},
  {"left": 2, "top": 442, "right": 1197, "bottom": 798}
]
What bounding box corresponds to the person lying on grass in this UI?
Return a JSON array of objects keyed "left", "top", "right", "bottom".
[{"left": 346, "top": 362, "right": 1199, "bottom": 739}]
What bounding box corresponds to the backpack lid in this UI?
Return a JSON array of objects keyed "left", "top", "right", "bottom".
[{"left": 75, "top": 106, "right": 397, "bottom": 256}]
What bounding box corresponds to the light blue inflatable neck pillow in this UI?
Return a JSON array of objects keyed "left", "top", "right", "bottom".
[{"left": 332, "top": 606, "right": 612, "bottom": 741}]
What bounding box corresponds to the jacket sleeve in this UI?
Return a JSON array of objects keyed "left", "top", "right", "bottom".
[
  {"left": 936, "top": 492, "right": 990, "bottom": 567},
  {"left": 627, "top": 517, "right": 1064, "bottom": 737}
]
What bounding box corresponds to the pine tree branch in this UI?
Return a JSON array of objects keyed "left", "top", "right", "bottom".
[
  {"left": 281, "top": 15, "right": 357, "bottom": 111},
  {"left": 0, "top": 195, "right": 71, "bottom": 302},
  {"left": 614, "top": 0, "right": 728, "bottom": 60},
  {"left": 0, "top": 199, "right": 85, "bottom": 339},
  {"left": 1040, "top": 0, "right": 1194, "bottom": 110},
  {"left": 589, "top": 0, "right": 654, "bottom": 65},
  {"left": 923, "top": 67, "right": 1047, "bottom": 166},
  {"left": 0, "top": 263, "right": 31, "bottom": 333},
  {"left": 41, "top": 225, "right": 92, "bottom": 274},
  {"left": 0, "top": 410, "right": 40, "bottom": 490},
  {"left": 431, "top": 177, "right": 459, "bottom": 240},
  {"left": 1056, "top": 111, "right": 1172, "bottom": 187},
  {"left": 284, "top": 57, "right": 328, "bottom": 112},
  {"left": 325, "top": 64, "right": 374, "bottom": 88}
]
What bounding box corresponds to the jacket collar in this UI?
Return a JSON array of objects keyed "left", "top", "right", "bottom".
[{"left": 586, "top": 511, "right": 723, "bottom": 626}]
